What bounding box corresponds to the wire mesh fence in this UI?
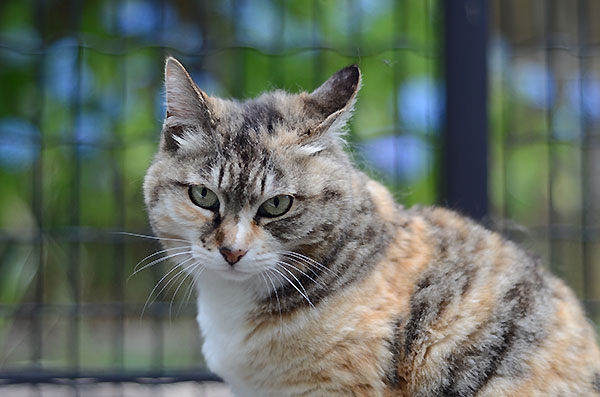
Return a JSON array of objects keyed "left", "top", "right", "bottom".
[
  {"left": 489, "top": 0, "right": 600, "bottom": 326},
  {"left": 0, "top": 0, "right": 598, "bottom": 395}
]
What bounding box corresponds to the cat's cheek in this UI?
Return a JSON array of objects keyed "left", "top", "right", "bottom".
[
  {"left": 252, "top": 233, "right": 281, "bottom": 252},
  {"left": 167, "top": 199, "right": 214, "bottom": 227},
  {"left": 148, "top": 211, "right": 170, "bottom": 231},
  {"left": 148, "top": 209, "right": 190, "bottom": 241}
]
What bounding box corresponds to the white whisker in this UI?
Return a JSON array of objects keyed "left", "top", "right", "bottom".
[
  {"left": 129, "top": 250, "right": 192, "bottom": 280},
  {"left": 133, "top": 246, "right": 193, "bottom": 273},
  {"left": 178, "top": 266, "right": 205, "bottom": 316},
  {"left": 259, "top": 272, "right": 272, "bottom": 308},
  {"left": 182, "top": 270, "right": 200, "bottom": 306},
  {"left": 277, "top": 261, "right": 325, "bottom": 288},
  {"left": 264, "top": 269, "right": 283, "bottom": 334},
  {"left": 141, "top": 257, "right": 194, "bottom": 319},
  {"left": 275, "top": 264, "right": 313, "bottom": 306},
  {"left": 154, "top": 260, "right": 200, "bottom": 308},
  {"left": 270, "top": 265, "right": 315, "bottom": 310},
  {"left": 114, "top": 231, "right": 191, "bottom": 244},
  {"left": 278, "top": 250, "right": 339, "bottom": 277},
  {"left": 169, "top": 263, "right": 202, "bottom": 320}
]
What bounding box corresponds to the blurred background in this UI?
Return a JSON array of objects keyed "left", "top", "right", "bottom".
[{"left": 0, "top": 0, "right": 599, "bottom": 395}]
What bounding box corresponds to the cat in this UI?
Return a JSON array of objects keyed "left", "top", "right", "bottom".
[{"left": 143, "top": 57, "right": 600, "bottom": 396}]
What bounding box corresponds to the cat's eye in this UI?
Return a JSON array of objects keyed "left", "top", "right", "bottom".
[
  {"left": 189, "top": 186, "right": 219, "bottom": 210},
  {"left": 258, "top": 195, "right": 293, "bottom": 218}
]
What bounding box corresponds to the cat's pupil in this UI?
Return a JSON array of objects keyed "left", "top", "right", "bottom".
[
  {"left": 201, "top": 187, "right": 207, "bottom": 198},
  {"left": 273, "top": 197, "right": 280, "bottom": 207}
]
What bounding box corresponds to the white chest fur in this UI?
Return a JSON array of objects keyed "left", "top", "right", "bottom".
[{"left": 196, "top": 274, "right": 274, "bottom": 396}]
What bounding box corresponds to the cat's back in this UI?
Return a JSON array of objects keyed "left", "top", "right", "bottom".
[{"left": 395, "top": 205, "right": 600, "bottom": 396}]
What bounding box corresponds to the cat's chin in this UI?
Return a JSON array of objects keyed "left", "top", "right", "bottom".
[{"left": 210, "top": 267, "right": 257, "bottom": 282}]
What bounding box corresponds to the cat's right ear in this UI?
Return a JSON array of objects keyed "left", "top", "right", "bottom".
[
  {"left": 162, "top": 57, "right": 214, "bottom": 152},
  {"left": 299, "top": 65, "right": 361, "bottom": 150}
]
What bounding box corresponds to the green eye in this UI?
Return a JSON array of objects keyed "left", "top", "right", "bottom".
[
  {"left": 189, "top": 186, "right": 219, "bottom": 210},
  {"left": 258, "top": 195, "right": 293, "bottom": 218}
]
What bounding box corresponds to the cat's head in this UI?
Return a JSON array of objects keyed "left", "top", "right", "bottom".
[{"left": 143, "top": 57, "right": 361, "bottom": 283}]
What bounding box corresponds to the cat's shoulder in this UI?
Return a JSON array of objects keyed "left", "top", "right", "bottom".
[
  {"left": 406, "top": 205, "right": 502, "bottom": 245},
  {"left": 401, "top": 204, "right": 537, "bottom": 274}
]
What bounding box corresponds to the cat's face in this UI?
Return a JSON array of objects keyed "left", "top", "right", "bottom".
[{"left": 144, "top": 58, "right": 360, "bottom": 284}]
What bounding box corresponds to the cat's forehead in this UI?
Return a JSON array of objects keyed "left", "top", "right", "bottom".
[
  {"left": 234, "top": 100, "right": 285, "bottom": 134},
  {"left": 215, "top": 92, "right": 304, "bottom": 136},
  {"left": 180, "top": 131, "right": 289, "bottom": 201},
  {"left": 202, "top": 95, "right": 304, "bottom": 172}
]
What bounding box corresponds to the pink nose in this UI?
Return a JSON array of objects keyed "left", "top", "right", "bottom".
[{"left": 219, "top": 247, "right": 247, "bottom": 265}]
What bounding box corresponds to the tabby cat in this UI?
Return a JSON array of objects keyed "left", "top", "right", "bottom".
[{"left": 143, "top": 57, "right": 600, "bottom": 396}]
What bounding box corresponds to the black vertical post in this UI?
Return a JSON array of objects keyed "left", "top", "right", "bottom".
[
  {"left": 577, "top": 0, "right": 593, "bottom": 315},
  {"left": 442, "top": 0, "right": 488, "bottom": 219},
  {"left": 70, "top": 1, "right": 83, "bottom": 393},
  {"left": 311, "top": 0, "right": 323, "bottom": 88},
  {"left": 32, "top": 0, "right": 46, "bottom": 383}
]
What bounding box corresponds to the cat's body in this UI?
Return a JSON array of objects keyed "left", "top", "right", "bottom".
[{"left": 144, "top": 57, "right": 600, "bottom": 396}]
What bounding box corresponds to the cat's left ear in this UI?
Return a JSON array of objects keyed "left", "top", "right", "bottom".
[
  {"left": 302, "top": 65, "right": 361, "bottom": 144},
  {"left": 162, "top": 57, "right": 215, "bottom": 152}
]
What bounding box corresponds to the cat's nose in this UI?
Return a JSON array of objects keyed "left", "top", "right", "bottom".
[{"left": 219, "top": 247, "right": 247, "bottom": 266}]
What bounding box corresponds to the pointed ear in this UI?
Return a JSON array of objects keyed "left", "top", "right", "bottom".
[
  {"left": 162, "top": 57, "right": 214, "bottom": 152},
  {"left": 302, "top": 65, "right": 361, "bottom": 143}
]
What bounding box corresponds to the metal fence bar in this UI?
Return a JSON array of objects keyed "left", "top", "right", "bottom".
[
  {"left": 70, "top": 3, "right": 84, "bottom": 395},
  {"left": 270, "top": 0, "right": 285, "bottom": 88},
  {"left": 311, "top": 0, "right": 323, "bottom": 89},
  {"left": 543, "top": 0, "right": 557, "bottom": 275},
  {"left": 112, "top": 22, "right": 127, "bottom": 394},
  {"left": 346, "top": 0, "right": 360, "bottom": 59},
  {"left": 577, "top": 0, "right": 593, "bottom": 314},
  {"left": 148, "top": 2, "right": 165, "bottom": 386},
  {"left": 428, "top": 0, "right": 442, "bottom": 201},
  {"left": 153, "top": 4, "right": 167, "bottom": 393},
  {"left": 0, "top": 302, "right": 198, "bottom": 316},
  {"left": 0, "top": 370, "right": 222, "bottom": 386},
  {"left": 442, "top": 0, "right": 489, "bottom": 219},
  {"left": 498, "top": 0, "right": 512, "bottom": 230},
  {"left": 31, "top": 0, "right": 45, "bottom": 377},
  {"left": 0, "top": 41, "right": 441, "bottom": 58},
  {"left": 231, "top": 0, "right": 246, "bottom": 98},
  {"left": 392, "top": 0, "right": 406, "bottom": 185},
  {"left": 30, "top": 1, "right": 47, "bottom": 396}
]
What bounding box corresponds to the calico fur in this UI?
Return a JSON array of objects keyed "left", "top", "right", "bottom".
[{"left": 144, "top": 57, "right": 600, "bottom": 396}]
